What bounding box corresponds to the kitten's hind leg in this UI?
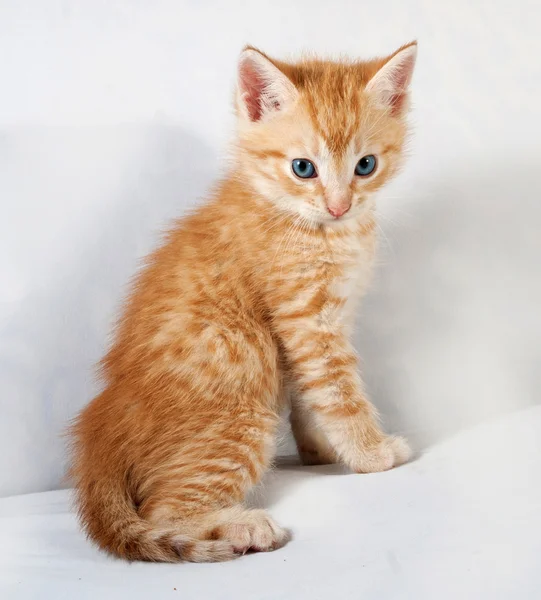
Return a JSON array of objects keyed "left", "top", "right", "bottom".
[
  {"left": 290, "top": 401, "right": 338, "bottom": 466},
  {"left": 138, "top": 409, "right": 289, "bottom": 561}
]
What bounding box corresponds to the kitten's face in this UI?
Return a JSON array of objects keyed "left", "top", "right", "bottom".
[{"left": 236, "top": 44, "right": 417, "bottom": 228}]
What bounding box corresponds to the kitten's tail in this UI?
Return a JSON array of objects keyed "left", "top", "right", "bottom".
[{"left": 73, "top": 477, "right": 235, "bottom": 563}]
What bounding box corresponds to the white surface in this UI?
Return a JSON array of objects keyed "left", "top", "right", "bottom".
[
  {"left": 2, "top": 1, "right": 541, "bottom": 498},
  {"left": 1, "top": 406, "right": 540, "bottom": 599}
]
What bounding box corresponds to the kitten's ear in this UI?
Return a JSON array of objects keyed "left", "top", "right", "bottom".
[
  {"left": 237, "top": 47, "right": 298, "bottom": 123},
  {"left": 365, "top": 42, "right": 417, "bottom": 115}
]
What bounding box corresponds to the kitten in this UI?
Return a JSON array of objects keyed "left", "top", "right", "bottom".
[{"left": 70, "top": 42, "right": 417, "bottom": 562}]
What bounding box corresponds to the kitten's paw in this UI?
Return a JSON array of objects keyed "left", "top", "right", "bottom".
[
  {"left": 216, "top": 510, "right": 290, "bottom": 555},
  {"left": 353, "top": 435, "right": 411, "bottom": 473}
]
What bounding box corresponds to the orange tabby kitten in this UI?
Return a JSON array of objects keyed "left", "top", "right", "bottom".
[{"left": 70, "top": 42, "right": 417, "bottom": 562}]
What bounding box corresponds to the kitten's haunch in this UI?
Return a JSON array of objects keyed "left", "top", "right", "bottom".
[{"left": 69, "top": 42, "right": 417, "bottom": 562}]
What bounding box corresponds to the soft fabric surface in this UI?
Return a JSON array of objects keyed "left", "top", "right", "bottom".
[{"left": 2, "top": 406, "right": 540, "bottom": 599}]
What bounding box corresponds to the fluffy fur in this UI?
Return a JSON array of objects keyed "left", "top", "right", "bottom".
[{"left": 70, "top": 42, "right": 418, "bottom": 562}]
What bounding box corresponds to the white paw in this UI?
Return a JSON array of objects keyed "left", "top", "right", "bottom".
[
  {"left": 219, "top": 510, "right": 290, "bottom": 554},
  {"left": 354, "top": 436, "right": 412, "bottom": 473}
]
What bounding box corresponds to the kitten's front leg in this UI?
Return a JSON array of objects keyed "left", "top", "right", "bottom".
[{"left": 279, "top": 324, "right": 410, "bottom": 473}]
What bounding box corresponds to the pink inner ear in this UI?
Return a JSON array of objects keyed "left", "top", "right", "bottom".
[
  {"left": 393, "top": 54, "right": 415, "bottom": 90},
  {"left": 239, "top": 60, "right": 266, "bottom": 122},
  {"left": 388, "top": 53, "right": 415, "bottom": 116},
  {"left": 389, "top": 93, "right": 406, "bottom": 115}
]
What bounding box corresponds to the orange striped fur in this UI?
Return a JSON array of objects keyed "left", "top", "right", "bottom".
[{"left": 70, "top": 42, "right": 417, "bottom": 562}]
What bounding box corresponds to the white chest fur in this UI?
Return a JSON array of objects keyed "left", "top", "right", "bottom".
[{"left": 328, "top": 229, "right": 376, "bottom": 332}]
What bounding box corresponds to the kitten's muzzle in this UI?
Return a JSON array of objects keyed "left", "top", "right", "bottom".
[{"left": 327, "top": 203, "right": 351, "bottom": 218}]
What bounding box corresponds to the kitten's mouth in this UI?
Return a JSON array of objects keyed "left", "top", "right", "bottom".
[
  {"left": 324, "top": 210, "right": 356, "bottom": 225},
  {"left": 296, "top": 206, "right": 357, "bottom": 227}
]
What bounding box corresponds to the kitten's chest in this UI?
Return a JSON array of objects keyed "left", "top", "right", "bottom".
[
  {"left": 271, "top": 225, "right": 376, "bottom": 329},
  {"left": 330, "top": 240, "right": 374, "bottom": 325},
  {"left": 308, "top": 230, "right": 375, "bottom": 325}
]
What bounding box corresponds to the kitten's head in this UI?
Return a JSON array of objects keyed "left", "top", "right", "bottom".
[{"left": 235, "top": 43, "right": 417, "bottom": 227}]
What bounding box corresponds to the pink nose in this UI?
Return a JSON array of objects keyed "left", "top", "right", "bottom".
[{"left": 327, "top": 204, "right": 351, "bottom": 218}]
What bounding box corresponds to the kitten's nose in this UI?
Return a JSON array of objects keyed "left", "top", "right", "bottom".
[{"left": 327, "top": 203, "right": 351, "bottom": 218}]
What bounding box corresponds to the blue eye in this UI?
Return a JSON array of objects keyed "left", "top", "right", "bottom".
[
  {"left": 292, "top": 159, "right": 317, "bottom": 179},
  {"left": 355, "top": 155, "right": 377, "bottom": 177}
]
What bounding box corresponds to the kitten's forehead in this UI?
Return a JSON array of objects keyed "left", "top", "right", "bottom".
[
  {"left": 315, "top": 135, "right": 358, "bottom": 188},
  {"left": 282, "top": 60, "right": 377, "bottom": 157}
]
